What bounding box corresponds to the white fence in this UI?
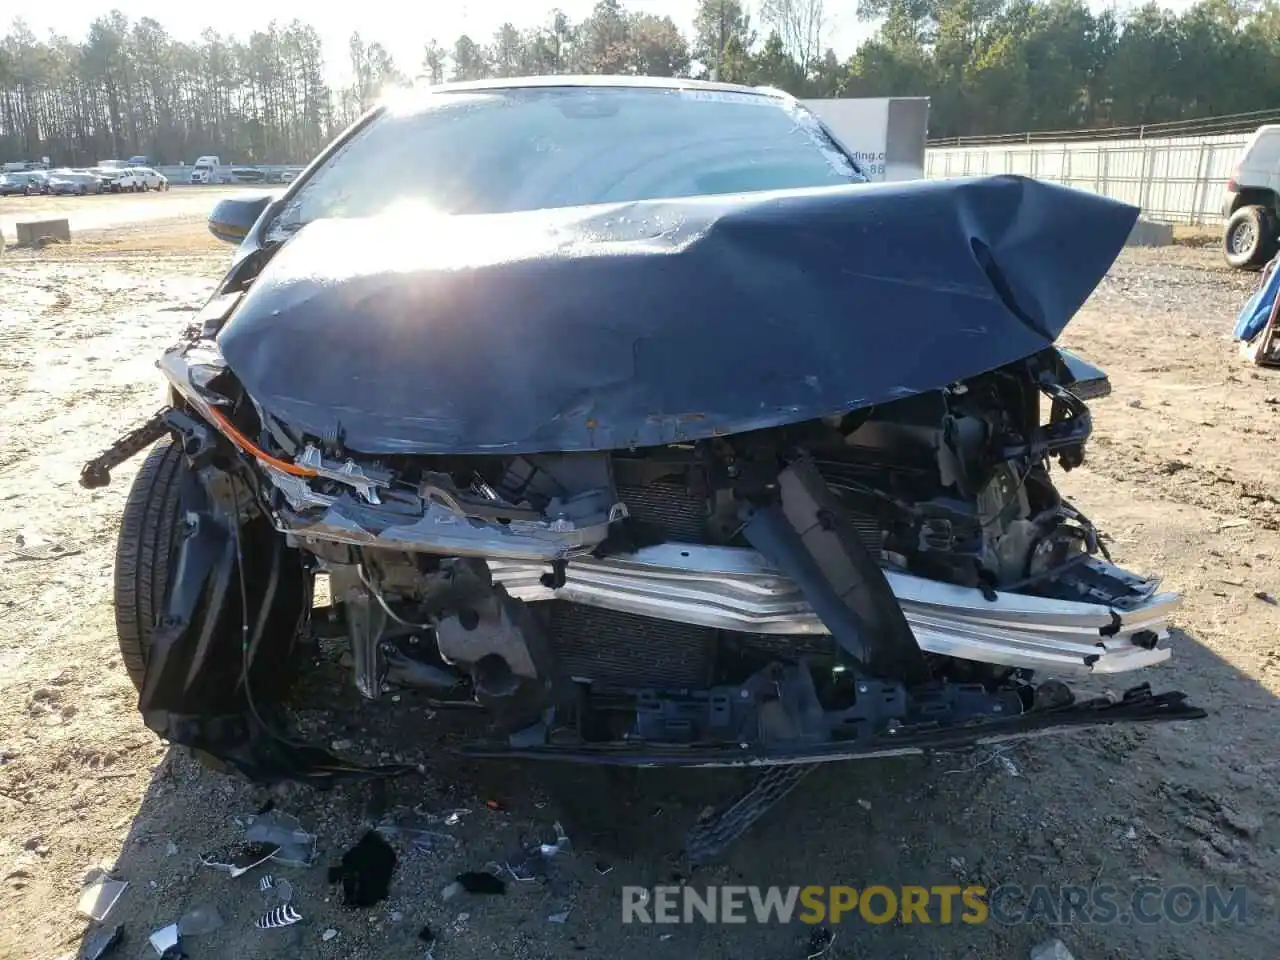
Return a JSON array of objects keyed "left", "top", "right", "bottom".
[{"left": 926, "top": 132, "right": 1251, "bottom": 225}]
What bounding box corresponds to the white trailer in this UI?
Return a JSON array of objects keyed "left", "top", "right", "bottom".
[{"left": 801, "top": 97, "right": 930, "bottom": 183}]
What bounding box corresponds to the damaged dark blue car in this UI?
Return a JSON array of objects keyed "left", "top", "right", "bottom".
[{"left": 84, "top": 77, "right": 1203, "bottom": 858}]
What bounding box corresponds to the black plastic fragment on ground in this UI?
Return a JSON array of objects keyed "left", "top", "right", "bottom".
[
  {"left": 456, "top": 871, "right": 506, "bottom": 895},
  {"left": 328, "top": 830, "right": 396, "bottom": 907},
  {"left": 80, "top": 924, "right": 123, "bottom": 960}
]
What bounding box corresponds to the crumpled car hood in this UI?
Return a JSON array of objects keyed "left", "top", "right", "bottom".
[{"left": 217, "top": 174, "right": 1137, "bottom": 455}]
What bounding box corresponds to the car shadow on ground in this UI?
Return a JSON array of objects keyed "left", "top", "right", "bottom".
[{"left": 76, "top": 625, "right": 1276, "bottom": 960}]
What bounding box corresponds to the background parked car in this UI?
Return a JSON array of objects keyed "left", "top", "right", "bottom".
[
  {"left": 16, "top": 170, "right": 52, "bottom": 194},
  {"left": 133, "top": 167, "right": 169, "bottom": 191},
  {"left": 84, "top": 169, "right": 116, "bottom": 192},
  {"left": 99, "top": 168, "right": 145, "bottom": 192},
  {"left": 0, "top": 170, "right": 52, "bottom": 194},
  {"left": 0, "top": 173, "right": 32, "bottom": 196},
  {"left": 0, "top": 171, "right": 50, "bottom": 195},
  {"left": 47, "top": 171, "right": 103, "bottom": 195},
  {"left": 1223, "top": 124, "right": 1280, "bottom": 269}
]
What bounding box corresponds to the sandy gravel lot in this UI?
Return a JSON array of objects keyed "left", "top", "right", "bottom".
[
  {"left": 0, "top": 223, "right": 1276, "bottom": 960},
  {"left": 0, "top": 186, "right": 268, "bottom": 240}
]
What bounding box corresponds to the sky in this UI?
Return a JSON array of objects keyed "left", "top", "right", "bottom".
[{"left": 12, "top": 0, "right": 1201, "bottom": 86}]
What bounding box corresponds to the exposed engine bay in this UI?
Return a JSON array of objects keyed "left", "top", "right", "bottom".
[
  {"left": 83, "top": 332, "right": 1200, "bottom": 785},
  {"left": 281, "top": 351, "right": 1165, "bottom": 702}
]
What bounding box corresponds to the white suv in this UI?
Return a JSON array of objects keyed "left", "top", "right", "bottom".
[
  {"left": 1222, "top": 124, "right": 1280, "bottom": 269},
  {"left": 106, "top": 168, "right": 144, "bottom": 192},
  {"left": 133, "top": 168, "right": 169, "bottom": 191}
]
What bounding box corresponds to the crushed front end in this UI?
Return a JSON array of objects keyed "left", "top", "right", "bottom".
[{"left": 85, "top": 176, "right": 1204, "bottom": 787}]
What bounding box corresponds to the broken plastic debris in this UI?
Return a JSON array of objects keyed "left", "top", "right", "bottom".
[
  {"left": 538, "top": 821, "right": 572, "bottom": 858},
  {"left": 255, "top": 904, "right": 303, "bottom": 929},
  {"left": 176, "top": 904, "right": 224, "bottom": 936},
  {"left": 77, "top": 877, "right": 128, "bottom": 923},
  {"left": 594, "top": 861, "right": 614, "bottom": 876},
  {"left": 246, "top": 811, "right": 314, "bottom": 847},
  {"left": 270, "top": 843, "right": 315, "bottom": 868},
  {"left": 246, "top": 811, "right": 317, "bottom": 867},
  {"left": 327, "top": 830, "right": 396, "bottom": 907},
  {"left": 806, "top": 927, "right": 836, "bottom": 959},
  {"left": 547, "top": 908, "right": 572, "bottom": 924},
  {"left": 455, "top": 871, "right": 506, "bottom": 895},
  {"left": 376, "top": 815, "right": 460, "bottom": 853},
  {"left": 260, "top": 875, "right": 295, "bottom": 902},
  {"left": 497, "top": 820, "right": 570, "bottom": 881},
  {"left": 504, "top": 857, "right": 543, "bottom": 882},
  {"left": 9, "top": 529, "right": 81, "bottom": 561},
  {"left": 199, "top": 841, "right": 278, "bottom": 878},
  {"left": 321, "top": 928, "right": 338, "bottom": 941},
  {"left": 80, "top": 924, "right": 123, "bottom": 960},
  {"left": 441, "top": 880, "right": 463, "bottom": 901},
  {"left": 148, "top": 923, "right": 180, "bottom": 956}
]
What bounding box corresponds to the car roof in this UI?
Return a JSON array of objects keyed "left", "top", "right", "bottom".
[{"left": 415, "top": 74, "right": 791, "bottom": 100}]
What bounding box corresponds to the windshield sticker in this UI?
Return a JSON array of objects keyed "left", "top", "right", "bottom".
[{"left": 677, "top": 89, "right": 777, "bottom": 105}]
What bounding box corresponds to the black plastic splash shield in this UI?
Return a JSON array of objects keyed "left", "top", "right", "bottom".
[
  {"left": 217, "top": 174, "right": 1138, "bottom": 455},
  {"left": 454, "top": 685, "right": 1205, "bottom": 768}
]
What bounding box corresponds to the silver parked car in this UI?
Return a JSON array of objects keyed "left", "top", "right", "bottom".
[{"left": 47, "top": 171, "right": 104, "bottom": 196}]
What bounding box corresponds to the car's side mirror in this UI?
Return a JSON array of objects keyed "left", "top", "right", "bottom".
[{"left": 208, "top": 194, "right": 275, "bottom": 245}]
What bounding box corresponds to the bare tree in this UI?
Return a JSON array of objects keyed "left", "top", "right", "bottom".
[
  {"left": 759, "top": 0, "right": 825, "bottom": 74},
  {"left": 421, "top": 39, "right": 447, "bottom": 84}
]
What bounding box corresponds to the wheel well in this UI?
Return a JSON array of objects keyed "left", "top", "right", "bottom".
[{"left": 1230, "top": 189, "right": 1279, "bottom": 218}]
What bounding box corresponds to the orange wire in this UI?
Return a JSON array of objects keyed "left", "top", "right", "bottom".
[{"left": 205, "top": 405, "right": 319, "bottom": 477}]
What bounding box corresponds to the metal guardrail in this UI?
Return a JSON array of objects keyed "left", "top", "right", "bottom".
[
  {"left": 928, "top": 106, "right": 1280, "bottom": 147},
  {"left": 926, "top": 133, "right": 1251, "bottom": 226}
]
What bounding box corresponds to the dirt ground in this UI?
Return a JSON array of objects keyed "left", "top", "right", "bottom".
[
  {"left": 0, "top": 186, "right": 262, "bottom": 240},
  {"left": 0, "top": 222, "right": 1277, "bottom": 960}
]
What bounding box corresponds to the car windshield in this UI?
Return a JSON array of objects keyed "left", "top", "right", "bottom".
[{"left": 268, "top": 85, "right": 865, "bottom": 238}]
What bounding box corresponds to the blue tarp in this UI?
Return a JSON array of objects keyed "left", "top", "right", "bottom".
[
  {"left": 218, "top": 174, "right": 1138, "bottom": 455},
  {"left": 1233, "top": 256, "right": 1280, "bottom": 343}
]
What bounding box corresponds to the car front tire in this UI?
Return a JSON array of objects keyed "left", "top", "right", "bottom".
[
  {"left": 114, "top": 438, "right": 187, "bottom": 692},
  {"left": 1224, "top": 205, "right": 1279, "bottom": 270}
]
